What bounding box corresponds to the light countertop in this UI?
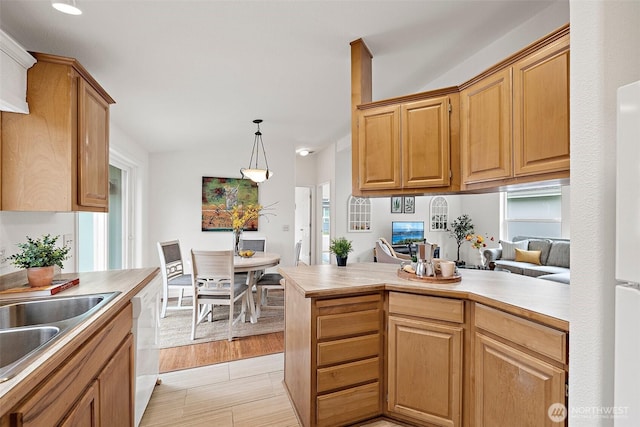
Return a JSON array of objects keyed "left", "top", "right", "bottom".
[{"left": 278, "top": 262, "right": 569, "bottom": 331}]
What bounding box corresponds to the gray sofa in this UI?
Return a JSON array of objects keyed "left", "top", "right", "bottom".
[{"left": 483, "top": 236, "right": 570, "bottom": 284}]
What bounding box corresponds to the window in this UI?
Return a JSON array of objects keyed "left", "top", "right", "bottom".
[
  {"left": 503, "top": 187, "right": 562, "bottom": 240},
  {"left": 348, "top": 195, "right": 371, "bottom": 232},
  {"left": 429, "top": 196, "right": 448, "bottom": 231}
]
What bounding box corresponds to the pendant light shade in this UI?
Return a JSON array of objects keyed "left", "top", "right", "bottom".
[
  {"left": 51, "top": 0, "right": 82, "bottom": 15},
  {"left": 240, "top": 119, "right": 273, "bottom": 183}
]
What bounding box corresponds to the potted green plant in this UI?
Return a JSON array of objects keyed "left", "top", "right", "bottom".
[
  {"left": 8, "top": 234, "right": 71, "bottom": 287},
  {"left": 329, "top": 237, "right": 353, "bottom": 267},
  {"left": 447, "top": 214, "right": 475, "bottom": 266}
]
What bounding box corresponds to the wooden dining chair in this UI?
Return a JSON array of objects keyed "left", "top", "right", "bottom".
[
  {"left": 255, "top": 240, "right": 302, "bottom": 316},
  {"left": 239, "top": 237, "right": 267, "bottom": 252},
  {"left": 190, "top": 249, "right": 249, "bottom": 341},
  {"left": 157, "top": 240, "right": 193, "bottom": 318}
]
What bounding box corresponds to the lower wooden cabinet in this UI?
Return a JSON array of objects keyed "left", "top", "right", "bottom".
[
  {"left": 474, "top": 333, "right": 566, "bottom": 427},
  {"left": 59, "top": 344, "right": 133, "bottom": 427},
  {"left": 387, "top": 292, "right": 465, "bottom": 427},
  {"left": 98, "top": 334, "right": 134, "bottom": 427},
  {"left": 284, "top": 287, "right": 569, "bottom": 427},
  {"left": 388, "top": 316, "right": 463, "bottom": 426},
  {"left": 4, "top": 304, "right": 133, "bottom": 427},
  {"left": 60, "top": 381, "right": 100, "bottom": 427},
  {"left": 284, "top": 290, "right": 383, "bottom": 427},
  {"left": 473, "top": 304, "right": 567, "bottom": 427}
]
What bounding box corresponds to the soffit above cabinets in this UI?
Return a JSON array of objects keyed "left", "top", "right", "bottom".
[{"left": 0, "top": 29, "right": 36, "bottom": 114}]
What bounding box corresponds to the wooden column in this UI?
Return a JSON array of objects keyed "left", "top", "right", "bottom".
[{"left": 350, "top": 39, "right": 372, "bottom": 195}]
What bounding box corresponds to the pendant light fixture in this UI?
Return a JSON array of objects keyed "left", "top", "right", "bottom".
[
  {"left": 51, "top": 0, "right": 82, "bottom": 15},
  {"left": 240, "top": 119, "right": 273, "bottom": 183}
]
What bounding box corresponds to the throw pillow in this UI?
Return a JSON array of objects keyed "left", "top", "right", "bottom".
[
  {"left": 378, "top": 240, "right": 392, "bottom": 256},
  {"left": 500, "top": 240, "right": 529, "bottom": 260},
  {"left": 528, "top": 239, "right": 553, "bottom": 265},
  {"left": 547, "top": 241, "right": 570, "bottom": 268},
  {"left": 515, "top": 249, "right": 542, "bottom": 265}
]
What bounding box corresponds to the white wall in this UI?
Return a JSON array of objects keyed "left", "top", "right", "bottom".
[
  {"left": 0, "top": 212, "right": 76, "bottom": 275},
  {"left": 569, "top": 1, "right": 640, "bottom": 425},
  {"left": 147, "top": 142, "right": 296, "bottom": 272},
  {"left": 423, "top": 1, "right": 570, "bottom": 90}
]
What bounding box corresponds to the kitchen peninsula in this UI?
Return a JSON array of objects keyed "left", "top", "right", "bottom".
[{"left": 279, "top": 262, "right": 569, "bottom": 427}]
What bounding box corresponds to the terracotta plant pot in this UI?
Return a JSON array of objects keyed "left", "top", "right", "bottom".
[{"left": 27, "top": 266, "right": 55, "bottom": 287}]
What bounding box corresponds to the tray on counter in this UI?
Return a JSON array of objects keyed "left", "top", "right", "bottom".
[{"left": 397, "top": 268, "right": 462, "bottom": 284}]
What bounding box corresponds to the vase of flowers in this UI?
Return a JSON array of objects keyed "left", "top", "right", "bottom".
[
  {"left": 8, "top": 234, "right": 71, "bottom": 287},
  {"left": 230, "top": 204, "right": 263, "bottom": 255},
  {"left": 467, "top": 233, "right": 494, "bottom": 268}
]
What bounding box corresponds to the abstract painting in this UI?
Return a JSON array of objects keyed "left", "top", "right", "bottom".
[{"left": 201, "top": 177, "right": 259, "bottom": 231}]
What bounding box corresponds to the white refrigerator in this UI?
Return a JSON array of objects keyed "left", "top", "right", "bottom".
[{"left": 614, "top": 80, "right": 640, "bottom": 427}]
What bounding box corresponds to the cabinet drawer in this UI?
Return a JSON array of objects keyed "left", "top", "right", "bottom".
[
  {"left": 317, "top": 381, "right": 380, "bottom": 427},
  {"left": 317, "top": 357, "right": 379, "bottom": 394},
  {"left": 317, "top": 334, "right": 380, "bottom": 367},
  {"left": 317, "top": 309, "right": 380, "bottom": 340},
  {"left": 389, "top": 292, "right": 464, "bottom": 323},
  {"left": 474, "top": 304, "right": 567, "bottom": 363}
]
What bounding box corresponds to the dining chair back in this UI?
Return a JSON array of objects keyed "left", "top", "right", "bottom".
[
  {"left": 240, "top": 237, "right": 267, "bottom": 252},
  {"left": 190, "top": 249, "right": 249, "bottom": 341},
  {"left": 157, "top": 240, "right": 193, "bottom": 318},
  {"left": 255, "top": 239, "right": 303, "bottom": 316}
]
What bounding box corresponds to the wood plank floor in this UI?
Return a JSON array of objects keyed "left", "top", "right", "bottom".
[{"left": 160, "top": 331, "right": 285, "bottom": 373}]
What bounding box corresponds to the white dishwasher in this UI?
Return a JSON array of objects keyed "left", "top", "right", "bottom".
[{"left": 131, "top": 274, "right": 161, "bottom": 427}]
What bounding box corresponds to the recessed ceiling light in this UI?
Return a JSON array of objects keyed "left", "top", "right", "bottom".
[
  {"left": 297, "top": 149, "right": 314, "bottom": 157},
  {"left": 52, "top": 0, "right": 82, "bottom": 15}
]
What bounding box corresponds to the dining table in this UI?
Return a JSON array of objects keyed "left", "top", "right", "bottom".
[{"left": 234, "top": 251, "right": 280, "bottom": 323}]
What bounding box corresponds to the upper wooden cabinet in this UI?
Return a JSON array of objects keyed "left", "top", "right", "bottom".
[
  {"left": 460, "top": 28, "right": 570, "bottom": 189},
  {"left": 513, "top": 35, "right": 570, "bottom": 177},
  {"left": 460, "top": 68, "right": 513, "bottom": 183},
  {"left": 352, "top": 24, "right": 569, "bottom": 194},
  {"left": 357, "top": 104, "right": 401, "bottom": 190},
  {"left": 1, "top": 52, "right": 115, "bottom": 212},
  {"left": 356, "top": 94, "right": 454, "bottom": 194}
]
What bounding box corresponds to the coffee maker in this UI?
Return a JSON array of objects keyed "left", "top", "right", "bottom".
[{"left": 415, "top": 242, "right": 438, "bottom": 277}]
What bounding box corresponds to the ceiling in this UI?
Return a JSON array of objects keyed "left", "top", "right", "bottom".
[{"left": 0, "top": 0, "right": 558, "bottom": 155}]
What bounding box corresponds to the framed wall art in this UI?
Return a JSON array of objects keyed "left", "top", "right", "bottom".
[
  {"left": 403, "top": 196, "right": 415, "bottom": 214},
  {"left": 391, "top": 196, "right": 403, "bottom": 213},
  {"left": 201, "top": 177, "right": 259, "bottom": 231}
]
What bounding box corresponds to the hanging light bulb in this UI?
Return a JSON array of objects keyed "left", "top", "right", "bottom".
[
  {"left": 240, "top": 119, "right": 274, "bottom": 183},
  {"left": 51, "top": 0, "right": 82, "bottom": 15}
]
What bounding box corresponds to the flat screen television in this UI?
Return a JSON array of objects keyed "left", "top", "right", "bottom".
[{"left": 391, "top": 221, "right": 425, "bottom": 245}]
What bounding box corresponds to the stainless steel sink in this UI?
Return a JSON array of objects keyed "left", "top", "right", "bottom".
[
  {"left": 0, "top": 326, "right": 60, "bottom": 381},
  {"left": 0, "top": 292, "right": 120, "bottom": 383},
  {"left": 0, "top": 295, "right": 108, "bottom": 329}
]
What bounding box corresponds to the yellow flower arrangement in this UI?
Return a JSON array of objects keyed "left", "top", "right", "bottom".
[{"left": 230, "top": 203, "right": 263, "bottom": 232}]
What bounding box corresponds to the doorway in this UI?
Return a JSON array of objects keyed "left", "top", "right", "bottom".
[
  {"left": 77, "top": 157, "right": 135, "bottom": 271},
  {"left": 320, "top": 182, "right": 330, "bottom": 264},
  {"left": 295, "top": 187, "right": 312, "bottom": 265}
]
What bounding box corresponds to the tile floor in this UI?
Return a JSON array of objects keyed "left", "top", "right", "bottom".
[{"left": 141, "top": 353, "right": 403, "bottom": 427}]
